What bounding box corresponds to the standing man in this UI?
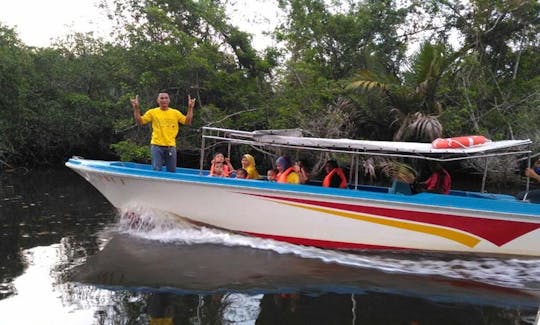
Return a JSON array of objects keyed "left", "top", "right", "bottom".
[{"left": 131, "top": 92, "right": 195, "bottom": 172}]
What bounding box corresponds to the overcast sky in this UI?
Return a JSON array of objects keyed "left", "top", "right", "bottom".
[
  {"left": 0, "top": 0, "right": 110, "bottom": 47},
  {"left": 0, "top": 0, "right": 280, "bottom": 50}
]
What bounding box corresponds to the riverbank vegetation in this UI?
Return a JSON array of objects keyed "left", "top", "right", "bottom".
[{"left": 1, "top": 0, "right": 539, "bottom": 180}]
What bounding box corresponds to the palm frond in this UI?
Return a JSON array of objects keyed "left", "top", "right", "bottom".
[
  {"left": 394, "top": 113, "right": 443, "bottom": 142},
  {"left": 348, "top": 70, "right": 391, "bottom": 92},
  {"left": 407, "top": 42, "right": 447, "bottom": 87},
  {"left": 380, "top": 160, "right": 417, "bottom": 184},
  {"left": 348, "top": 79, "right": 389, "bottom": 91}
]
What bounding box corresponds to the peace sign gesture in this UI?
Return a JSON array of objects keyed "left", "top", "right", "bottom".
[
  {"left": 131, "top": 95, "right": 140, "bottom": 110},
  {"left": 188, "top": 95, "right": 196, "bottom": 109}
]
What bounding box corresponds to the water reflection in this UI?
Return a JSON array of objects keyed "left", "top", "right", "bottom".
[
  {"left": 0, "top": 244, "right": 108, "bottom": 324},
  {"left": 1, "top": 168, "right": 540, "bottom": 324},
  {"left": 73, "top": 233, "right": 540, "bottom": 307},
  {"left": 220, "top": 293, "right": 263, "bottom": 324},
  {"left": 0, "top": 168, "right": 114, "bottom": 300},
  {"left": 65, "top": 230, "right": 540, "bottom": 324},
  {"left": 0, "top": 229, "right": 539, "bottom": 324}
]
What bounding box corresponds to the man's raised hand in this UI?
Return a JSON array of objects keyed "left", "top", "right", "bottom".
[
  {"left": 188, "top": 95, "right": 196, "bottom": 109},
  {"left": 131, "top": 95, "right": 140, "bottom": 109}
]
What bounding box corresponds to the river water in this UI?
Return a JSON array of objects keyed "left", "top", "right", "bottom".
[{"left": 1, "top": 167, "right": 540, "bottom": 324}]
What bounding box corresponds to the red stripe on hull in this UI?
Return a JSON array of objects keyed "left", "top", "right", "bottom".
[
  {"left": 248, "top": 193, "right": 540, "bottom": 246},
  {"left": 245, "top": 231, "right": 409, "bottom": 251}
]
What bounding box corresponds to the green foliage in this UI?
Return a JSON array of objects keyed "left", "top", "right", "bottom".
[
  {"left": 415, "top": 0, "right": 540, "bottom": 140},
  {"left": 110, "top": 140, "right": 150, "bottom": 162},
  {"left": 380, "top": 160, "right": 418, "bottom": 184},
  {"left": 0, "top": 26, "right": 33, "bottom": 163},
  {"left": 349, "top": 70, "right": 392, "bottom": 92},
  {"left": 347, "top": 42, "right": 450, "bottom": 141},
  {"left": 1, "top": 0, "right": 540, "bottom": 169}
]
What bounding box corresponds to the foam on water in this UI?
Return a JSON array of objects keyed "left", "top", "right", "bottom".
[{"left": 115, "top": 206, "right": 540, "bottom": 290}]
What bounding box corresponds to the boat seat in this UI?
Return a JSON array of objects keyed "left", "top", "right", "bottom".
[{"left": 389, "top": 180, "right": 413, "bottom": 195}]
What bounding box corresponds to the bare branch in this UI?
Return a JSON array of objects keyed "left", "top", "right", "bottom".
[{"left": 204, "top": 108, "right": 259, "bottom": 127}]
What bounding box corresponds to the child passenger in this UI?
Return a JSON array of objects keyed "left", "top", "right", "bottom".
[
  {"left": 210, "top": 152, "right": 233, "bottom": 177},
  {"left": 211, "top": 161, "right": 226, "bottom": 177},
  {"left": 266, "top": 168, "right": 278, "bottom": 181},
  {"left": 235, "top": 168, "right": 248, "bottom": 179}
]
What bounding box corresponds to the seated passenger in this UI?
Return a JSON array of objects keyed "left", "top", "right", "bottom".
[
  {"left": 276, "top": 156, "right": 300, "bottom": 184},
  {"left": 210, "top": 161, "right": 227, "bottom": 177},
  {"left": 516, "top": 158, "right": 540, "bottom": 203},
  {"left": 242, "top": 154, "right": 260, "bottom": 179},
  {"left": 525, "top": 158, "right": 540, "bottom": 182},
  {"left": 210, "top": 152, "right": 232, "bottom": 177},
  {"left": 322, "top": 160, "right": 347, "bottom": 188},
  {"left": 294, "top": 160, "right": 310, "bottom": 184},
  {"left": 418, "top": 162, "right": 451, "bottom": 194},
  {"left": 266, "top": 168, "right": 278, "bottom": 182},
  {"left": 235, "top": 168, "right": 248, "bottom": 179}
]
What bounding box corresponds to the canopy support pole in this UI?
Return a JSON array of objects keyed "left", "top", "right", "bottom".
[
  {"left": 199, "top": 129, "right": 206, "bottom": 175},
  {"left": 350, "top": 152, "right": 359, "bottom": 189},
  {"left": 481, "top": 158, "right": 489, "bottom": 193},
  {"left": 227, "top": 142, "right": 232, "bottom": 165},
  {"left": 525, "top": 145, "right": 532, "bottom": 193}
]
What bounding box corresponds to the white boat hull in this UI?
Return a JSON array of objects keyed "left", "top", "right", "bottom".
[{"left": 67, "top": 158, "right": 540, "bottom": 257}]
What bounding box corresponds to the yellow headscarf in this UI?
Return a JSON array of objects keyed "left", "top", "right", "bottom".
[{"left": 243, "top": 154, "right": 260, "bottom": 179}]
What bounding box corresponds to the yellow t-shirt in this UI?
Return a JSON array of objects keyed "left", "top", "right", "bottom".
[
  {"left": 140, "top": 108, "right": 187, "bottom": 146},
  {"left": 286, "top": 172, "right": 300, "bottom": 184}
]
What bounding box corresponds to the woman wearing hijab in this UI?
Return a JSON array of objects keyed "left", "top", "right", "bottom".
[
  {"left": 241, "top": 154, "right": 260, "bottom": 179},
  {"left": 275, "top": 156, "right": 300, "bottom": 184}
]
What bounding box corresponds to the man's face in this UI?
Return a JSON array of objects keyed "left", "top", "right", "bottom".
[{"left": 157, "top": 93, "right": 170, "bottom": 108}]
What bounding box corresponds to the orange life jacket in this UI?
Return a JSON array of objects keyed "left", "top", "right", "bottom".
[
  {"left": 322, "top": 167, "right": 347, "bottom": 188},
  {"left": 277, "top": 167, "right": 296, "bottom": 183},
  {"left": 210, "top": 163, "right": 230, "bottom": 177}
]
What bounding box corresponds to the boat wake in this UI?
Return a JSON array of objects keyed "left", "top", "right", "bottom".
[{"left": 114, "top": 207, "right": 540, "bottom": 291}]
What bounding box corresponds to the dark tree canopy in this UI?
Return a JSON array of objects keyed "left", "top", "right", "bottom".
[{"left": 0, "top": 0, "right": 538, "bottom": 170}]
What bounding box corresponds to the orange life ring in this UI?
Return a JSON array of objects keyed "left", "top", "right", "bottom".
[{"left": 432, "top": 135, "right": 489, "bottom": 149}]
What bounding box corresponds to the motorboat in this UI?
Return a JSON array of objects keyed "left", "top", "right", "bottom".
[{"left": 65, "top": 127, "right": 540, "bottom": 257}]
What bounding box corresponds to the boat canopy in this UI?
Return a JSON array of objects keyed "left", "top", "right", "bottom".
[{"left": 202, "top": 127, "right": 532, "bottom": 162}]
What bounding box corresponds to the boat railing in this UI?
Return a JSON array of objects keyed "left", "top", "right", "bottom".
[{"left": 200, "top": 127, "right": 534, "bottom": 193}]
